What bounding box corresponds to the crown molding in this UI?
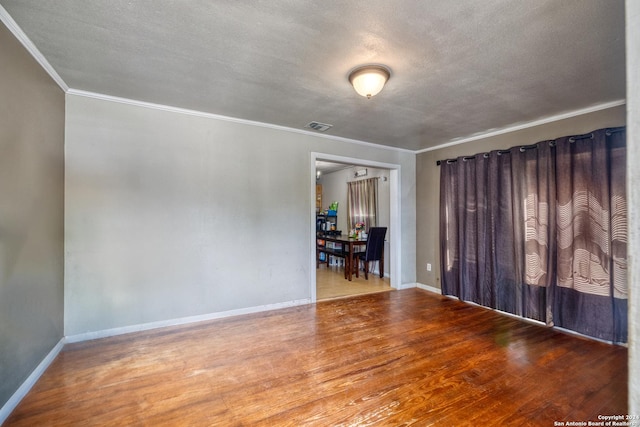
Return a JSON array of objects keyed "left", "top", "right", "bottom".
[
  {"left": 416, "top": 99, "right": 627, "bottom": 154},
  {"left": 66, "top": 89, "right": 415, "bottom": 154},
  {"left": 0, "top": 5, "right": 69, "bottom": 92}
]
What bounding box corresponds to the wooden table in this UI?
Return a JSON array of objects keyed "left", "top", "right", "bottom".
[{"left": 316, "top": 233, "right": 367, "bottom": 281}]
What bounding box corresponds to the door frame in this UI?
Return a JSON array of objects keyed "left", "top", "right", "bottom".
[{"left": 310, "top": 152, "right": 401, "bottom": 302}]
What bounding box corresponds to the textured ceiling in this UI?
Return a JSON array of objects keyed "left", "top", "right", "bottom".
[{"left": 0, "top": 0, "right": 626, "bottom": 151}]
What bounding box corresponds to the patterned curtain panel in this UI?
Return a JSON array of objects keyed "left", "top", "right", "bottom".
[
  {"left": 440, "top": 127, "right": 627, "bottom": 343},
  {"left": 552, "top": 129, "right": 627, "bottom": 342},
  {"left": 347, "top": 178, "right": 378, "bottom": 231}
]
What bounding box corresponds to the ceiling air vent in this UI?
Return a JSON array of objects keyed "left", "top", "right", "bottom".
[{"left": 305, "top": 121, "right": 333, "bottom": 132}]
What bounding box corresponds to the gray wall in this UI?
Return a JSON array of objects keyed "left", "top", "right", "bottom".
[
  {"left": 64, "top": 94, "right": 416, "bottom": 336},
  {"left": 416, "top": 104, "right": 626, "bottom": 289},
  {"left": 626, "top": 0, "right": 639, "bottom": 413},
  {"left": 0, "top": 22, "right": 65, "bottom": 408}
]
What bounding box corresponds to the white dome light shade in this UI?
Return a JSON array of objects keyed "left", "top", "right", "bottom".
[{"left": 349, "top": 65, "right": 391, "bottom": 99}]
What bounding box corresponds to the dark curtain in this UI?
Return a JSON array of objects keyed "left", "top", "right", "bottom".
[
  {"left": 440, "top": 127, "right": 627, "bottom": 342},
  {"left": 439, "top": 148, "right": 551, "bottom": 322},
  {"left": 552, "top": 129, "right": 627, "bottom": 342},
  {"left": 511, "top": 140, "right": 556, "bottom": 323}
]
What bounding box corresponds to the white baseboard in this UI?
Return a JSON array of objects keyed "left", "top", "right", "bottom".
[
  {"left": 65, "top": 298, "right": 312, "bottom": 343},
  {"left": 423, "top": 290, "right": 622, "bottom": 345},
  {"left": 2, "top": 299, "right": 311, "bottom": 421},
  {"left": 416, "top": 282, "right": 442, "bottom": 294},
  {"left": 0, "top": 338, "right": 65, "bottom": 425}
]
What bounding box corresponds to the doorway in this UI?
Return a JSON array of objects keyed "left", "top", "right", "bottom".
[{"left": 310, "top": 153, "right": 401, "bottom": 302}]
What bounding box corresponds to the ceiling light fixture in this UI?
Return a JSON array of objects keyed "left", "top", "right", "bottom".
[{"left": 348, "top": 65, "right": 391, "bottom": 99}]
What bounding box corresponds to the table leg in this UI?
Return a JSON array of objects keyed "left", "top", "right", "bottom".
[
  {"left": 347, "top": 242, "right": 354, "bottom": 281},
  {"left": 343, "top": 254, "right": 348, "bottom": 279}
]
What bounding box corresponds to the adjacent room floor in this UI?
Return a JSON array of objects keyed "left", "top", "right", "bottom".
[
  {"left": 316, "top": 263, "right": 392, "bottom": 300},
  {"left": 5, "top": 288, "right": 627, "bottom": 426}
]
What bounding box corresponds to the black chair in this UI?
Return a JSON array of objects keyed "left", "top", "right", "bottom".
[{"left": 355, "top": 227, "right": 387, "bottom": 280}]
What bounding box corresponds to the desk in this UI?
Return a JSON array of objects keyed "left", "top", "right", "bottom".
[{"left": 316, "top": 233, "right": 367, "bottom": 281}]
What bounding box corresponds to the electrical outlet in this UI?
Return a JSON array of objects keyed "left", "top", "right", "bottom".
[{"left": 427, "top": 263, "right": 432, "bottom": 271}]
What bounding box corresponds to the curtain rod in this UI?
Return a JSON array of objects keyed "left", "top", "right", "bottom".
[
  {"left": 435, "top": 126, "right": 625, "bottom": 166},
  {"left": 347, "top": 176, "right": 386, "bottom": 183}
]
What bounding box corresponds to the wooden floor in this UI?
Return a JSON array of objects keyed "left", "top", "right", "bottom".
[
  {"left": 5, "top": 289, "right": 627, "bottom": 426},
  {"left": 316, "top": 264, "right": 392, "bottom": 300}
]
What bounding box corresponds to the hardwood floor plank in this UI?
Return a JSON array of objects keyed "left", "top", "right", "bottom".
[{"left": 4, "top": 289, "right": 627, "bottom": 426}]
